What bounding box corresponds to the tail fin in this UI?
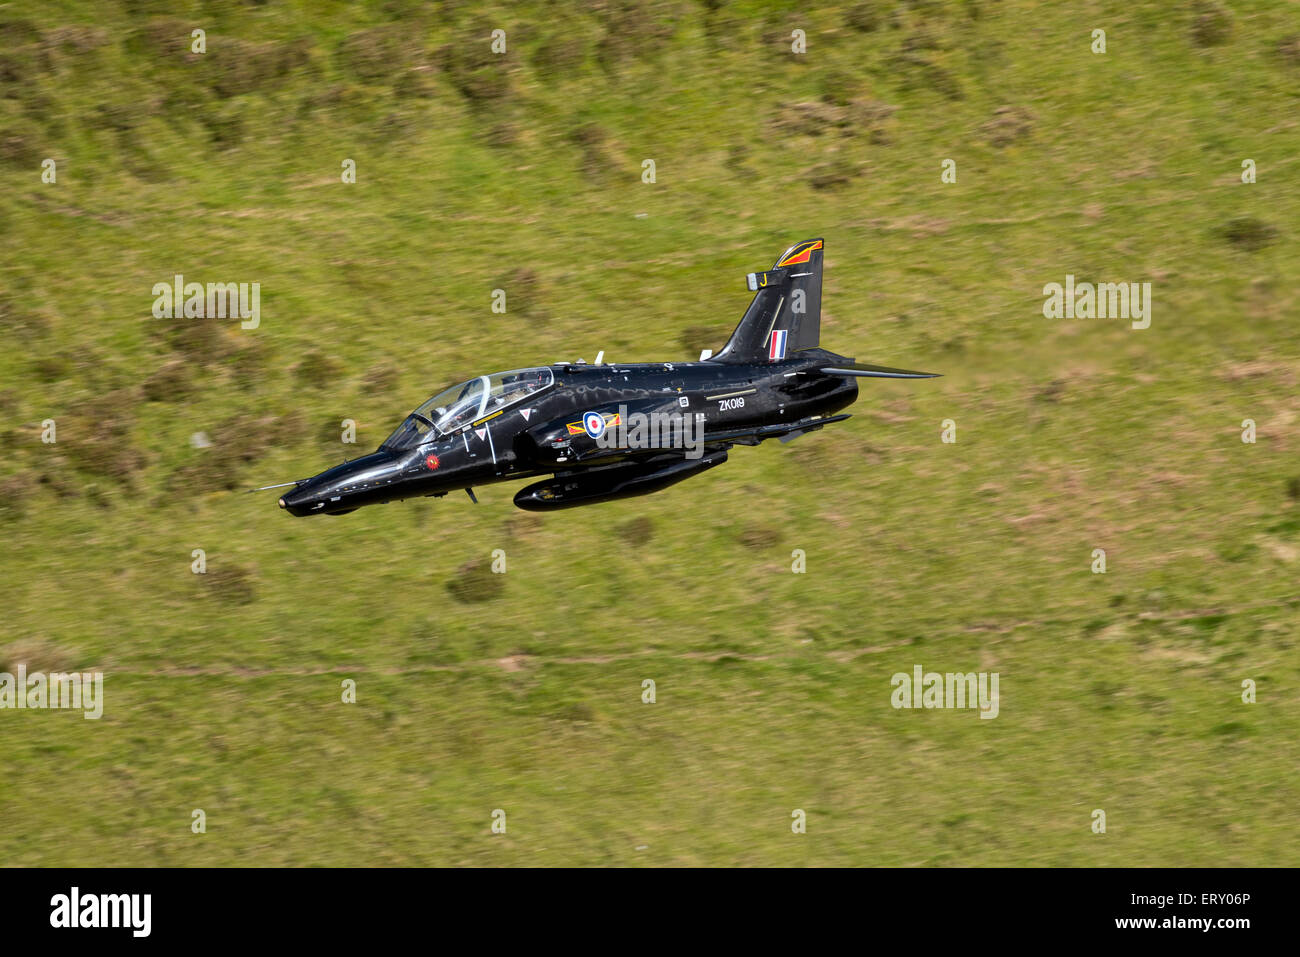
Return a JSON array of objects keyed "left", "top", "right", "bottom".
[{"left": 711, "top": 238, "right": 824, "bottom": 363}]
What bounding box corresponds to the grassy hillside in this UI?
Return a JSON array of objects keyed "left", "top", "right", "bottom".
[{"left": 1, "top": 0, "right": 1298, "bottom": 865}]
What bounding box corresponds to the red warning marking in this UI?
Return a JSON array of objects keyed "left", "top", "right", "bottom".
[
  {"left": 425, "top": 454, "right": 440, "bottom": 470},
  {"left": 776, "top": 240, "right": 822, "bottom": 268}
]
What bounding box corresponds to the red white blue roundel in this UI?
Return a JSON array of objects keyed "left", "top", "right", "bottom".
[{"left": 582, "top": 411, "right": 606, "bottom": 439}]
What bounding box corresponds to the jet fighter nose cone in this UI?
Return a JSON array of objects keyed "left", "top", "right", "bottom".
[{"left": 279, "top": 484, "right": 318, "bottom": 517}]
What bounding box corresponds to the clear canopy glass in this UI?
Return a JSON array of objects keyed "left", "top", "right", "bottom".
[{"left": 382, "top": 367, "right": 553, "bottom": 450}]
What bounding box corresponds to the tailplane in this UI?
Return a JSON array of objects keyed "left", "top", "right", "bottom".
[
  {"left": 711, "top": 238, "right": 824, "bottom": 363},
  {"left": 820, "top": 362, "right": 940, "bottom": 379}
]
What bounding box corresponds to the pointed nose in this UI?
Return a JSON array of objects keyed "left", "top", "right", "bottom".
[
  {"left": 278, "top": 450, "right": 405, "bottom": 517},
  {"left": 279, "top": 484, "right": 319, "bottom": 517}
]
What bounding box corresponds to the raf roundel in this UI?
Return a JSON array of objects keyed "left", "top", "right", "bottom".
[
  {"left": 582, "top": 411, "right": 606, "bottom": 439},
  {"left": 425, "top": 453, "right": 440, "bottom": 470}
]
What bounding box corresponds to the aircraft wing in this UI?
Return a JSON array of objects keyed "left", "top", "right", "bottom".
[
  {"left": 566, "top": 413, "right": 853, "bottom": 462},
  {"left": 700, "top": 413, "right": 852, "bottom": 446}
]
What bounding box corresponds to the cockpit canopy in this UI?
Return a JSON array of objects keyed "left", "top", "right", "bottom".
[{"left": 382, "top": 367, "right": 554, "bottom": 450}]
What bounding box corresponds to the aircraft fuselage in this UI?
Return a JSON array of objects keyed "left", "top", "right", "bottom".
[{"left": 278, "top": 348, "right": 858, "bottom": 515}]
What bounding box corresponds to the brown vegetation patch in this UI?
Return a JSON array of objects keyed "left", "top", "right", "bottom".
[
  {"left": 446, "top": 558, "right": 504, "bottom": 603},
  {"left": 981, "top": 105, "right": 1034, "bottom": 147}
]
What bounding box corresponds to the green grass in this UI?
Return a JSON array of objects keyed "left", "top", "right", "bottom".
[{"left": 1, "top": 0, "right": 1298, "bottom": 865}]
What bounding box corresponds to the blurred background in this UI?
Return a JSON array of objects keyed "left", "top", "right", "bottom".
[{"left": 1, "top": 0, "right": 1297, "bottom": 865}]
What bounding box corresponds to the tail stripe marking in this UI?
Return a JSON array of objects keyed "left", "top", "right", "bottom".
[{"left": 775, "top": 240, "right": 823, "bottom": 268}]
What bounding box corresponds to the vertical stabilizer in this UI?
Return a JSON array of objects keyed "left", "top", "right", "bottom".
[{"left": 711, "top": 239, "right": 824, "bottom": 363}]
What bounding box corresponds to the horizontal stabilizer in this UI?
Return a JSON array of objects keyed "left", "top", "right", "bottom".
[{"left": 821, "top": 364, "right": 940, "bottom": 379}]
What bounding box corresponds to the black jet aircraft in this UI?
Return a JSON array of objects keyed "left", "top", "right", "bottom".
[{"left": 262, "top": 238, "right": 938, "bottom": 515}]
